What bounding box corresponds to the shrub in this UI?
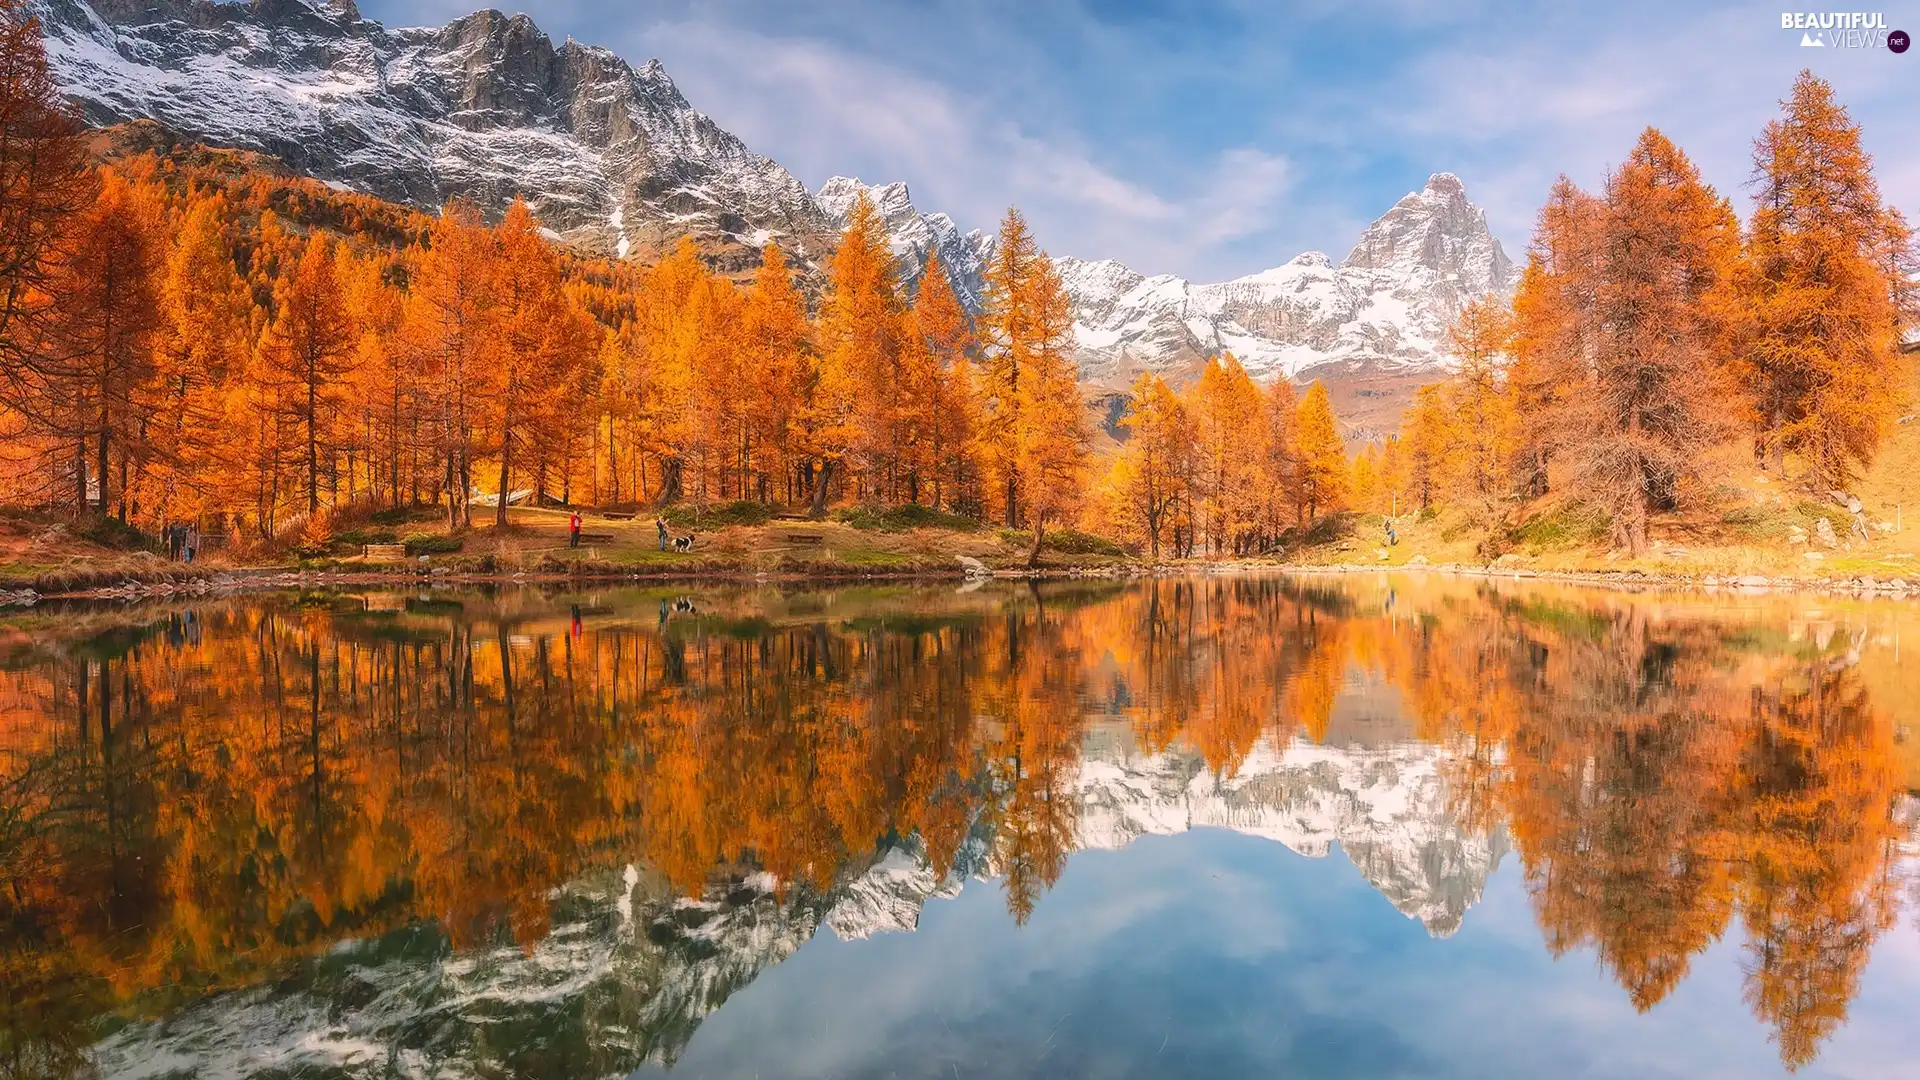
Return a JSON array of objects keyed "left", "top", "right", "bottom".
[
  {"left": 297, "top": 512, "right": 335, "bottom": 558},
  {"left": 836, "top": 504, "right": 982, "bottom": 533},
  {"left": 1510, "top": 503, "right": 1611, "bottom": 548},
  {"left": 77, "top": 514, "right": 151, "bottom": 551},
  {"left": 1043, "top": 528, "right": 1127, "bottom": 556},
  {"left": 1299, "top": 512, "right": 1355, "bottom": 547},
  {"left": 403, "top": 533, "right": 463, "bottom": 556}
]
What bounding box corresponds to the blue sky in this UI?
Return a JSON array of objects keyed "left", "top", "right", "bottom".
[{"left": 360, "top": 1, "right": 1917, "bottom": 282}]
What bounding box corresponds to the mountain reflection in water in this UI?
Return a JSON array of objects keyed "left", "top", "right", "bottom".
[{"left": 1, "top": 576, "right": 1916, "bottom": 1078}]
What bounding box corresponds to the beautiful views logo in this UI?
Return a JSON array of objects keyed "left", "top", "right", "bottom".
[{"left": 1781, "top": 11, "right": 1907, "bottom": 49}]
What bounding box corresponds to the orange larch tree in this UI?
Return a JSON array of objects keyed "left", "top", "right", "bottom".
[
  {"left": 1737, "top": 70, "right": 1915, "bottom": 490},
  {"left": 255, "top": 232, "right": 359, "bottom": 516}
]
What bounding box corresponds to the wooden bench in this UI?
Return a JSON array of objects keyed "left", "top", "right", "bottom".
[
  {"left": 362, "top": 543, "right": 408, "bottom": 562},
  {"left": 785, "top": 533, "right": 824, "bottom": 546},
  {"left": 773, "top": 512, "right": 813, "bottom": 522},
  {"left": 574, "top": 532, "right": 615, "bottom": 544},
  {"left": 602, "top": 511, "right": 637, "bottom": 521}
]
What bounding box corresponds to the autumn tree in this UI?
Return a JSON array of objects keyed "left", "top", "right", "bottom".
[
  {"left": 46, "top": 168, "right": 164, "bottom": 516},
  {"left": 0, "top": 0, "right": 91, "bottom": 409},
  {"left": 1256, "top": 378, "right": 1298, "bottom": 545},
  {"left": 905, "top": 251, "right": 980, "bottom": 510},
  {"left": 1737, "top": 70, "right": 1915, "bottom": 490},
  {"left": 810, "top": 192, "right": 904, "bottom": 514},
  {"left": 1011, "top": 253, "right": 1088, "bottom": 566},
  {"left": 151, "top": 191, "right": 255, "bottom": 521},
  {"left": 1189, "top": 354, "right": 1262, "bottom": 554},
  {"left": 1293, "top": 380, "right": 1346, "bottom": 523},
  {"left": 1442, "top": 296, "right": 1518, "bottom": 528},
  {"left": 1108, "top": 371, "right": 1190, "bottom": 558},
  {"left": 739, "top": 241, "right": 810, "bottom": 502},
  {"left": 256, "top": 232, "right": 359, "bottom": 516},
  {"left": 403, "top": 201, "right": 496, "bottom": 527},
  {"left": 338, "top": 244, "right": 410, "bottom": 508},
  {"left": 487, "top": 200, "right": 598, "bottom": 523},
  {"left": 981, "top": 208, "right": 1074, "bottom": 527},
  {"left": 1530, "top": 131, "right": 1739, "bottom": 554},
  {"left": 1402, "top": 383, "right": 1451, "bottom": 512},
  {"left": 1508, "top": 177, "right": 1605, "bottom": 502}
]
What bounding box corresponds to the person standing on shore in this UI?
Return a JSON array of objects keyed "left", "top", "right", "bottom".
[
  {"left": 656, "top": 518, "right": 668, "bottom": 551},
  {"left": 569, "top": 510, "right": 582, "bottom": 548}
]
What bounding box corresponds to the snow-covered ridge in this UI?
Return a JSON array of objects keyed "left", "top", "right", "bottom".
[{"left": 33, "top": 0, "right": 835, "bottom": 268}]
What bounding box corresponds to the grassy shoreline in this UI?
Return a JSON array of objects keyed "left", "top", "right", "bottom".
[{"left": 7, "top": 487, "right": 1920, "bottom": 604}]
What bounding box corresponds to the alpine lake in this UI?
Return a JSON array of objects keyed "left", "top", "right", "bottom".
[{"left": 4, "top": 573, "right": 1919, "bottom": 1079}]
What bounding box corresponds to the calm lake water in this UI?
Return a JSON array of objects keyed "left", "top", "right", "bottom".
[{"left": 3, "top": 576, "right": 1918, "bottom": 1079}]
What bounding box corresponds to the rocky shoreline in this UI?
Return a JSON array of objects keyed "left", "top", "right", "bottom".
[{"left": 5, "top": 556, "right": 1917, "bottom": 608}]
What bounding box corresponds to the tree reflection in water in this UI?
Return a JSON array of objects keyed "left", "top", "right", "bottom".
[{"left": 0, "top": 578, "right": 1912, "bottom": 1074}]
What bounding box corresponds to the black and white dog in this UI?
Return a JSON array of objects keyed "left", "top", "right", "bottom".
[{"left": 672, "top": 533, "right": 696, "bottom": 552}]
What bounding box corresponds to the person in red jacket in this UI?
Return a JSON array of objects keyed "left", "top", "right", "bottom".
[{"left": 569, "top": 510, "right": 582, "bottom": 547}]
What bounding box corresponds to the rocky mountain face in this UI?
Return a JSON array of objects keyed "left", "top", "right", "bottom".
[
  {"left": 33, "top": 0, "right": 836, "bottom": 272},
  {"left": 34, "top": 0, "right": 1516, "bottom": 389}
]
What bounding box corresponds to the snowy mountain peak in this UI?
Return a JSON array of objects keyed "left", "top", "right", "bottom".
[
  {"left": 1342, "top": 172, "right": 1516, "bottom": 295},
  {"left": 1060, "top": 174, "right": 1519, "bottom": 389},
  {"left": 812, "top": 175, "right": 991, "bottom": 308}
]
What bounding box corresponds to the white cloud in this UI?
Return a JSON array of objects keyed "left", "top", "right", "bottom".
[{"left": 642, "top": 18, "right": 1297, "bottom": 276}]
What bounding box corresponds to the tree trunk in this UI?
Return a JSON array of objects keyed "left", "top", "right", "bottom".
[
  {"left": 809, "top": 459, "right": 834, "bottom": 519},
  {"left": 306, "top": 372, "right": 319, "bottom": 515},
  {"left": 496, "top": 428, "right": 512, "bottom": 528},
  {"left": 96, "top": 427, "right": 110, "bottom": 517},
  {"left": 1026, "top": 519, "right": 1044, "bottom": 569}
]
